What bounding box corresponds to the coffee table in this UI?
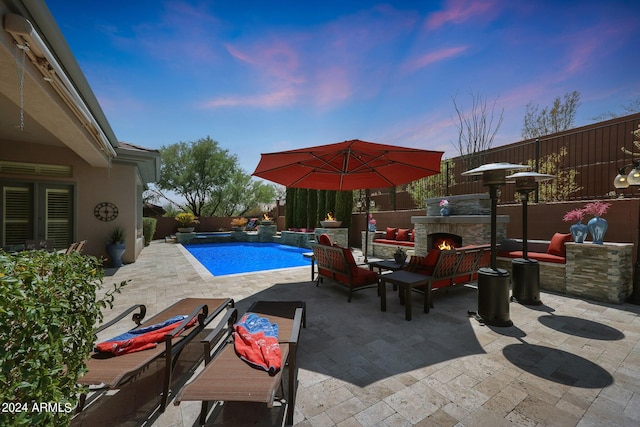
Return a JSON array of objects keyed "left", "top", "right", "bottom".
[
  {"left": 378, "top": 270, "right": 431, "bottom": 321},
  {"left": 367, "top": 259, "right": 407, "bottom": 273}
]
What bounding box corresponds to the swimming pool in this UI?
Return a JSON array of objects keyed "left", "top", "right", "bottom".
[{"left": 183, "top": 242, "right": 312, "bottom": 276}]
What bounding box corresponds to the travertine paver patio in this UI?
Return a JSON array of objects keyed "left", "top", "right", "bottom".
[{"left": 72, "top": 241, "right": 640, "bottom": 426}]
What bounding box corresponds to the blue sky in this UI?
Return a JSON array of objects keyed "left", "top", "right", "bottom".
[{"left": 46, "top": 0, "right": 640, "bottom": 174}]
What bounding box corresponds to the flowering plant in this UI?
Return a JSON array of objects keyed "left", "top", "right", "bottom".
[
  {"left": 562, "top": 208, "right": 584, "bottom": 223},
  {"left": 439, "top": 199, "right": 449, "bottom": 207},
  {"left": 368, "top": 213, "right": 376, "bottom": 225},
  {"left": 583, "top": 201, "right": 611, "bottom": 217}
]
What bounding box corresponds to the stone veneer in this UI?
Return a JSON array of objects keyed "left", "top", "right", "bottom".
[
  {"left": 496, "top": 257, "right": 566, "bottom": 294},
  {"left": 410, "top": 215, "right": 508, "bottom": 257},
  {"left": 426, "top": 193, "right": 491, "bottom": 217},
  {"left": 565, "top": 242, "right": 633, "bottom": 304},
  {"left": 314, "top": 227, "right": 348, "bottom": 248}
]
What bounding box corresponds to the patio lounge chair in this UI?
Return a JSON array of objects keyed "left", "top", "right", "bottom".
[
  {"left": 78, "top": 297, "right": 235, "bottom": 412},
  {"left": 175, "top": 300, "right": 304, "bottom": 426},
  {"left": 311, "top": 243, "right": 379, "bottom": 302}
]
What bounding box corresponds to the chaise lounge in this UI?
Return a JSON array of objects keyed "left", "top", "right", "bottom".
[
  {"left": 78, "top": 297, "right": 234, "bottom": 412},
  {"left": 174, "top": 300, "right": 305, "bottom": 426}
]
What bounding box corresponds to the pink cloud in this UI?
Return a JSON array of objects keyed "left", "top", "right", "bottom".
[
  {"left": 200, "top": 87, "right": 298, "bottom": 108},
  {"left": 402, "top": 46, "right": 468, "bottom": 74},
  {"left": 426, "top": 0, "right": 499, "bottom": 30}
]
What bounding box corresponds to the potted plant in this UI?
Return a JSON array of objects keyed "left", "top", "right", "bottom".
[
  {"left": 230, "top": 217, "right": 248, "bottom": 231},
  {"left": 106, "top": 226, "right": 126, "bottom": 267},
  {"left": 583, "top": 201, "right": 610, "bottom": 244},
  {"left": 439, "top": 199, "right": 450, "bottom": 216},
  {"left": 175, "top": 212, "right": 199, "bottom": 232},
  {"left": 394, "top": 247, "right": 407, "bottom": 265},
  {"left": 562, "top": 208, "right": 587, "bottom": 243}
]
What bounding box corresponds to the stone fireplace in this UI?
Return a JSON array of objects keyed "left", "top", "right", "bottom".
[{"left": 411, "top": 194, "right": 509, "bottom": 257}]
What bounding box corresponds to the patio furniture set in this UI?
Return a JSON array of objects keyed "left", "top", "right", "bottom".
[
  {"left": 311, "top": 233, "right": 491, "bottom": 321},
  {"left": 77, "top": 298, "right": 305, "bottom": 426}
]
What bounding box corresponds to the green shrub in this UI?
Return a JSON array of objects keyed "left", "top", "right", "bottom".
[
  {"left": 143, "top": 217, "right": 158, "bottom": 246},
  {"left": 0, "top": 250, "right": 127, "bottom": 426}
]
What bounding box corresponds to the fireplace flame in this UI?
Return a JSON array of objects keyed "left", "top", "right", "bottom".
[
  {"left": 326, "top": 212, "right": 336, "bottom": 221},
  {"left": 263, "top": 213, "right": 272, "bottom": 220},
  {"left": 438, "top": 241, "right": 453, "bottom": 251}
]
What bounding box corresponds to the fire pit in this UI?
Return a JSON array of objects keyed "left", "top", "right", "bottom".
[
  {"left": 320, "top": 220, "right": 342, "bottom": 228},
  {"left": 321, "top": 213, "right": 341, "bottom": 228}
]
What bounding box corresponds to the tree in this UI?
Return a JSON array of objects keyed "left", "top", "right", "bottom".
[
  {"left": 407, "top": 159, "right": 456, "bottom": 208},
  {"left": 156, "top": 136, "right": 274, "bottom": 216},
  {"left": 307, "top": 189, "right": 318, "bottom": 228},
  {"left": 523, "top": 147, "right": 582, "bottom": 202},
  {"left": 285, "top": 187, "right": 296, "bottom": 229},
  {"left": 522, "top": 91, "right": 581, "bottom": 139},
  {"left": 591, "top": 96, "right": 640, "bottom": 121},
  {"left": 204, "top": 170, "right": 275, "bottom": 217},
  {"left": 452, "top": 91, "right": 504, "bottom": 169}
]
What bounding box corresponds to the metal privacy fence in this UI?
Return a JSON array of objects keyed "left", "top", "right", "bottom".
[{"left": 389, "top": 112, "right": 640, "bottom": 209}]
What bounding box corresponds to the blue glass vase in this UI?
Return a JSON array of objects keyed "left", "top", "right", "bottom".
[
  {"left": 440, "top": 206, "right": 451, "bottom": 216},
  {"left": 587, "top": 216, "right": 608, "bottom": 245},
  {"left": 569, "top": 221, "right": 588, "bottom": 243}
]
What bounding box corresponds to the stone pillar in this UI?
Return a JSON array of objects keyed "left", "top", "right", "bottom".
[
  {"left": 315, "top": 227, "right": 348, "bottom": 247},
  {"left": 257, "top": 224, "right": 277, "bottom": 242},
  {"left": 565, "top": 242, "right": 633, "bottom": 303},
  {"left": 360, "top": 230, "right": 384, "bottom": 256}
]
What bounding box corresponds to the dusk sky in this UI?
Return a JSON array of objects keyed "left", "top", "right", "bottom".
[{"left": 46, "top": 0, "right": 640, "bottom": 174}]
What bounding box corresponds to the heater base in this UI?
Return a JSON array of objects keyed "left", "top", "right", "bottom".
[
  {"left": 510, "top": 258, "right": 542, "bottom": 305},
  {"left": 474, "top": 267, "right": 513, "bottom": 327}
]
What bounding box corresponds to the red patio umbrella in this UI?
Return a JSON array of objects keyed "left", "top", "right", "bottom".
[
  {"left": 253, "top": 139, "right": 443, "bottom": 191},
  {"left": 252, "top": 139, "right": 444, "bottom": 261}
]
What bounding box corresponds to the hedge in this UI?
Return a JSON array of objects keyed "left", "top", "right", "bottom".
[{"left": 0, "top": 250, "right": 127, "bottom": 426}]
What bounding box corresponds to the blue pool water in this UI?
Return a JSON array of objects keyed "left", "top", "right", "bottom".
[{"left": 183, "top": 242, "right": 311, "bottom": 276}]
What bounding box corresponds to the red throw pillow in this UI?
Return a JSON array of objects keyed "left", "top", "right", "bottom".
[
  {"left": 318, "top": 233, "right": 332, "bottom": 246},
  {"left": 397, "top": 228, "right": 410, "bottom": 241},
  {"left": 547, "top": 233, "right": 571, "bottom": 257},
  {"left": 385, "top": 227, "right": 398, "bottom": 240}
]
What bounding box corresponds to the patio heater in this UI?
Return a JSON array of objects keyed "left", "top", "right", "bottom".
[
  {"left": 462, "top": 162, "right": 528, "bottom": 327},
  {"left": 613, "top": 125, "right": 640, "bottom": 304},
  {"left": 505, "top": 172, "right": 555, "bottom": 305}
]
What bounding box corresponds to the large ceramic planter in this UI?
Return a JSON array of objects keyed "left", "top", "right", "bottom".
[
  {"left": 106, "top": 243, "right": 125, "bottom": 267},
  {"left": 587, "top": 216, "right": 608, "bottom": 245},
  {"left": 569, "top": 221, "right": 588, "bottom": 243},
  {"left": 177, "top": 227, "right": 195, "bottom": 233}
]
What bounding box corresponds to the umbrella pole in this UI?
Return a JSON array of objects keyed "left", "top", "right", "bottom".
[{"left": 364, "top": 189, "right": 370, "bottom": 263}]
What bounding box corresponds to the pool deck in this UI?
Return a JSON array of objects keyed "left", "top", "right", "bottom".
[{"left": 72, "top": 241, "right": 640, "bottom": 426}]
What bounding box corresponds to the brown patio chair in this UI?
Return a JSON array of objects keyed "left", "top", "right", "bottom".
[
  {"left": 64, "top": 242, "right": 78, "bottom": 254},
  {"left": 78, "top": 297, "right": 235, "bottom": 413},
  {"left": 175, "top": 301, "right": 304, "bottom": 426},
  {"left": 74, "top": 239, "right": 87, "bottom": 253}
]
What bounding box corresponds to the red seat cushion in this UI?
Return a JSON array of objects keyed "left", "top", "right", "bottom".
[
  {"left": 385, "top": 227, "right": 398, "bottom": 240},
  {"left": 397, "top": 228, "right": 410, "bottom": 241},
  {"left": 502, "top": 251, "right": 566, "bottom": 264},
  {"left": 547, "top": 233, "right": 571, "bottom": 257}
]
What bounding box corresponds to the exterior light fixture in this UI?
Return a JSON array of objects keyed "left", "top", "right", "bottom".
[{"left": 615, "top": 124, "right": 640, "bottom": 305}]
